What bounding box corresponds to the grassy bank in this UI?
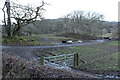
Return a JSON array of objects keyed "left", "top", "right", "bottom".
[
  {"left": 2, "top": 34, "right": 77, "bottom": 46},
  {"left": 2, "top": 32, "right": 98, "bottom": 46}
]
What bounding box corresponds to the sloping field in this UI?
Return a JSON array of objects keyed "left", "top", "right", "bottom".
[{"left": 32, "top": 41, "right": 119, "bottom": 71}]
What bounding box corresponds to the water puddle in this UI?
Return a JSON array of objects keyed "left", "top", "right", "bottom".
[
  {"left": 96, "top": 74, "right": 120, "bottom": 79},
  {"left": 44, "top": 60, "right": 72, "bottom": 70}
]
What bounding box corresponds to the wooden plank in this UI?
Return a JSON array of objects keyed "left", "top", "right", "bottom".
[
  {"left": 44, "top": 53, "right": 75, "bottom": 59},
  {"left": 67, "top": 53, "right": 75, "bottom": 56},
  {"left": 50, "top": 57, "right": 65, "bottom": 61},
  {"left": 44, "top": 54, "right": 65, "bottom": 59},
  {"left": 45, "top": 55, "right": 74, "bottom": 61},
  {"left": 67, "top": 56, "right": 74, "bottom": 59}
]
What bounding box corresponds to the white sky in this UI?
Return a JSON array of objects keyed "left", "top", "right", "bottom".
[{"left": 0, "top": 0, "right": 119, "bottom": 23}]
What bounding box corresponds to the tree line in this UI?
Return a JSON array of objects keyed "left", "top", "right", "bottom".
[
  {"left": 21, "top": 11, "right": 118, "bottom": 38},
  {"left": 2, "top": 1, "right": 118, "bottom": 39}
]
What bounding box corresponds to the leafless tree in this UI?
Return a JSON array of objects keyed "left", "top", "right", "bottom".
[
  {"left": 2, "top": 0, "right": 12, "bottom": 38},
  {"left": 2, "top": 1, "right": 46, "bottom": 38}
]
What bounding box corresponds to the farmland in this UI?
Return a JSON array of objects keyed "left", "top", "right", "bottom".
[
  {"left": 32, "top": 41, "right": 119, "bottom": 71},
  {"left": 1, "top": 0, "right": 119, "bottom": 79},
  {"left": 2, "top": 33, "right": 119, "bottom": 79}
]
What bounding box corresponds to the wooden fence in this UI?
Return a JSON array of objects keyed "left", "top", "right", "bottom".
[{"left": 40, "top": 53, "right": 79, "bottom": 67}]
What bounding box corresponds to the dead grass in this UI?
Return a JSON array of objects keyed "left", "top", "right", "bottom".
[{"left": 2, "top": 53, "right": 96, "bottom": 79}]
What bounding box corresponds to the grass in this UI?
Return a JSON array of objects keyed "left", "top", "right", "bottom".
[
  {"left": 3, "top": 34, "right": 78, "bottom": 46},
  {"left": 47, "top": 34, "right": 78, "bottom": 41},
  {"left": 34, "top": 41, "right": 119, "bottom": 71},
  {"left": 77, "top": 52, "right": 119, "bottom": 70},
  {"left": 106, "top": 41, "right": 119, "bottom": 46},
  {"left": 69, "top": 46, "right": 103, "bottom": 61},
  {"left": 74, "top": 42, "right": 119, "bottom": 70},
  {"left": 93, "top": 52, "right": 118, "bottom": 70},
  {"left": 102, "top": 33, "right": 112, "bottom": 37},
  {"left": 3, "top": 36, "right": 53, "bottom": 46}
]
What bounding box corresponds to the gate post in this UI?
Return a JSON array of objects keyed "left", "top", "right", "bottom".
[
  {"left": 40, "top": 57, "right": 44, "bottom": 65},
  {"left": 74, "top": 53, "right": 79, "bottom": 66}
]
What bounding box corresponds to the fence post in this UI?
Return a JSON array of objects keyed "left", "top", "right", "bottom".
[
  {"left": 65, "top": 54, "right": 67, "bottom": 65},
  {"left": 74, "top": 53, "right": 79, "bottom": 66},
  {"left": 40, "top": 57, "right": 44, "bottom": 65}
]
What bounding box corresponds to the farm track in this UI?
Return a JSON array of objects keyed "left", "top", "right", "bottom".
[
  {"left": 2, "top": 40, "right": 105, "bottom": 60},
  {"left": 2, "top": 40, "right": 105, "bottom": 49}
]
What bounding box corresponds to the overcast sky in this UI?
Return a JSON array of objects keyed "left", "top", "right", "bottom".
[{"left": 0, "top": 0, "right": 119, "bottom": 23}]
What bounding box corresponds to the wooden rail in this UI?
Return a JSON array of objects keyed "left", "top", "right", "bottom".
[{"left": 40, "top": 53, "right": 79, "bottom": 67}]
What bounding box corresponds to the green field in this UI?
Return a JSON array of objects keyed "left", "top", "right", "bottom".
[
  {"left": 33, "top": 41, "right": 119, "bottom": 71},
  {"left": 71, "top": 42, "right": 119, "bottom": 70}
]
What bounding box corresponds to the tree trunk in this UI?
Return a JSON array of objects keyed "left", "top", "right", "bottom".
[
  {"left": 6, "top": 2, "right": 12, "bottom": 38},
  {"left": 101, "top": 29, "right": 103, "bottom": 38},
  {"left": 12, "top": 20, "right": 21, "bottom": 37}
]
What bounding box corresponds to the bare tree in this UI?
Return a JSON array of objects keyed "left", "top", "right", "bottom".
[
  {"left": 62, "top": 14, "right": 71, "bottom": 32},
  {"left": 2, "top": 0, "right": 12, "bottom": 38},
  {"left": 2, "top": 0, "right": 46, "bottom": 38},
  {"left": 61, "top": 10, "right": 104, "bottom": 40},
  {"left": 84, "top": 11, "right": 104, "bottom": 36}
]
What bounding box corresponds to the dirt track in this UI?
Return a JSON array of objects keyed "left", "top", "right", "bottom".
[{"left": 2, "top": 40, "right": 105, "bottom": 60}]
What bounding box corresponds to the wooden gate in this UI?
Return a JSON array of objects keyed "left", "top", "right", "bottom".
[{"left": 40, "top": 53, "right": 79, "bottom": 67}]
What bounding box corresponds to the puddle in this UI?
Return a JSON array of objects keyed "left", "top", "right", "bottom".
[
  {"left": 96, "top": 74, "right": 120, "bottom": 79},
  {"left": 44, "top": 60, "right": 71, "bottom": 70}
]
